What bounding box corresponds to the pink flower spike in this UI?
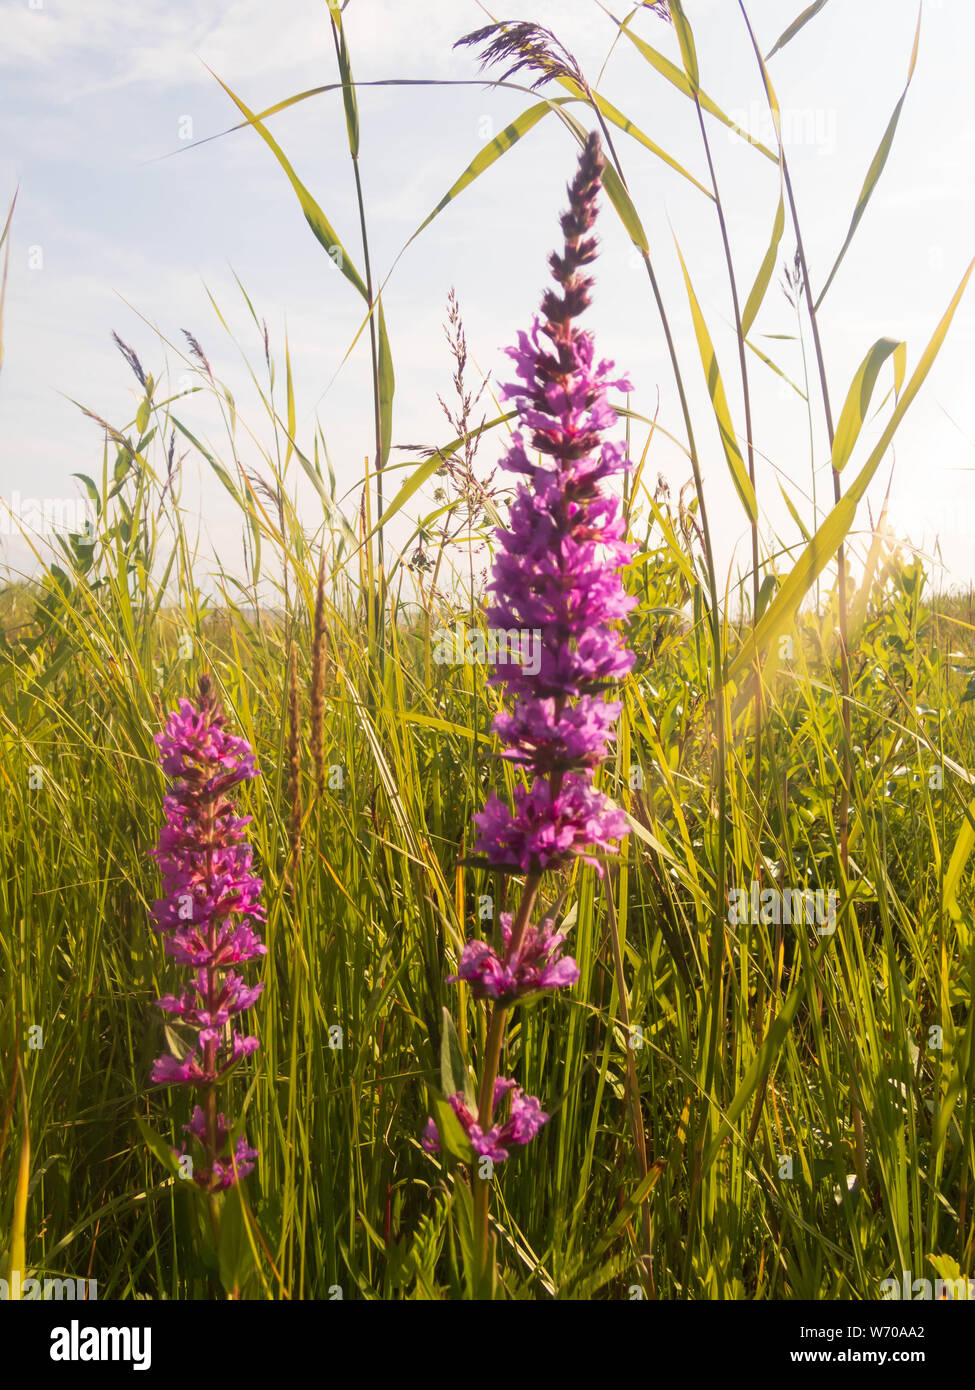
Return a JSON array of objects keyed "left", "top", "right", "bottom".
[{"left": 147, "top": 676, "right": 264, "bottom": 1193}]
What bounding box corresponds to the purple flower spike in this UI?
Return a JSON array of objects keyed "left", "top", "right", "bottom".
[
  {"left": 149, "top": 675, "right": 263, "bottom": 1192},
  {"left": 421, "top": 1079, "right": 549, "bottom": 1163},
  {"left": 474, "top": 129, "right": 632, "bottom": 876},
  {"left": 421, "top": 135, "right": 632, "bottom": 1203},
  {"left": 176, "top": 1108, "right": 259, "bottom": 1191},
  {"left": 475, "top": 776, "right": 629, "bottom": 876},
  {"left": 448, "top": 912, "right": 580, "bottom": 1004}
]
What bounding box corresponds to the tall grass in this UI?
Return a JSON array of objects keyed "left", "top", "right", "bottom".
[{"left": 2, "top": 1, "right": 975, "bottom": 1299}]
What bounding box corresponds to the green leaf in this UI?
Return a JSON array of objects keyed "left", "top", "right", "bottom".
[
  {"left": 549, "top": 102, "right": 654, "bottom": 255},
  {"left": 815, "top": 9, "right": 922, "bottom": 308},
  {"left": 703, "top": 934, "right": 833, "bottom": 1174},
  {"left": 113, "top": 448, "right": 132, "bottom": 485},
  {"left": 943, "top": 796, "right": 975, "bottom": 921},
  {"left": 668, "top": 1, "right": 700, "bottom": 91},
  {"left": 588, "top": 1164, "right": 664, "bottom": 1264},
  {"left": 206, "top": 65, "right": 368, "bottom": 301},
  {"left": 674, "top": 238, "right": 757, "bottom": 522},
  {"left": 377, "top": 299, "right": 395, "bottom": 469},
  {"left": 439, "top": 1007, "right": 473, "bottom": 1110},
  {"left": 328, "top": 7, "right": 359, "bottom": 158},
  {"left": 846, "top": 492, "right": 891, "bottom": 642},
  {"left": 729, "top": 254, "right": 975, "bottom": 685},
  {"left": 600, "top": 158, "right": 650, "bottom": 255},
  {"left": 430, "top": 1094, "right": 474, "bottom": 1164},
  {"left": 744, "top": 337, "right": 806, "bottom": 400},
  {"left": 755, "top": 573, "right": 777, "bottom": 620},
  {"left": 377, "top": 455, "right": 448, "bottom": 532},
  {"left": 409, "top": 81, "right": 711, "bottom": 258},
  {"left": 572, "top": 87, "right": 712, "bottom": 198},
  {"left": 410, "top": 103, "right": 553, "bottom": 245},
  {"left": 741, "top": 177, "right": 785, "bottom": 336},
  {"left": 927, "top": 1254, "right": 967, "bottom": 1288},
  {"left": 218, "top": 1184, "right": 254, "bottom": 1296},
  {"left": 288, "top": 438, "right": 358, "bottom": 547},
  {"left": 370, "top": 414, "right": 514, "bottom": 538},
  {"left": 617, "top": 20, "right": 778, "bottom": 161},
  {"left": 778, "top": 480, "right": 812, "bottom": 542},
  {"left": 449, "top": 1171, "right": 477, "bottom": 1298},
  {"left": 726, "top": 496, "right": 857, "bottom": 687},
  {"left": 765, "top": 0, "right": 832, "bottom": 61},
  {"left": 71, "top": 473, "right": 101, "bottom": 517},
  {"left": 171, "top": 417, "right": 244, "bottom": 508},
  {"left": 831, "top": 337, "right": 906, "bottom": 473},
  {"left": 134, "top": 1116, "right": 182, "bottom": 1182}
]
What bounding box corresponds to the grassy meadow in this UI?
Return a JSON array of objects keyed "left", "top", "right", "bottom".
[{"left": 2, "top": 1, "right": 975, "bottom": 1302}]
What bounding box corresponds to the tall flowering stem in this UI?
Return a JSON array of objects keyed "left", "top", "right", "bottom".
[
  {"left": 149, "top": 675, "right": 265, "bottom": 1231},
  {"left": 421, "top": 132, "right": 635, "bottom": 1290}
]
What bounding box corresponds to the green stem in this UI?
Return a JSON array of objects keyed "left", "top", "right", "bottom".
[
  {"left": 471, "top": 871, "right": 541, "bottom": 1289},
  {"left": 328, "top": 17, "right": 385, "bottom": 648},
  {"left": 738, "top": 0, "right": 863, "bottom": 1190}
]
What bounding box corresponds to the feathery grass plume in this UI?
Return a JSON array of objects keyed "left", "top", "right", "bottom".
[
  {"left": 434, "top": 289, "right": 495, "bottom": 577},
  {"left": 310, "top": 549, "right": 328, "bottom": 797},
  {"left": 182, "top": 329, "right": 213, "bottom": 380},
  {"left": 149, "top": 673, "right": 264, "bottom": 1193},
  {"left": 455, "top": 20, "right": 625, "bottom": 190},
  {"left": 421, "top": 131, "right": 634, "bottom": 1292},
  {"left": 111, "top": 332, "right": 148, "bottom": 389},
  {"left": 287, "top": 641, "right": 302, "bottom": 869},
  {"left": 455, "top": 20, "right": 587, "bottom": 93}
]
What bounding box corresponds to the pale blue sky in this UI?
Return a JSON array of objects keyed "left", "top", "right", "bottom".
[{"left": 1, "top": 0, "right": 973, "bottom": 593}]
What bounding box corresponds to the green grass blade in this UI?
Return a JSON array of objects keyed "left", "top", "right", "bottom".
[
  {"left": 377, "top": 300, "right": 395, "bottom": 470},
  {"left": 668, "top": 1, "right": 700, "bottom": 91},
  {"left": 744, "top": 336, "right": 807, "bottom": 399},
  {"left": 584, "top": 88, "right": 712, "bottom": 198},
  {"left": 729, "top": 253, "right": 975, "bottom": 683},
  {"left": 674, "top": 238, "right": 758, "bottom": 523},
  {"left": 330, "top": 9, "right": 360, "bottom": 158},
  {"left": 814, "top": 8, "right": 922, "bottom": 308},
  {"left": 741, "top": 176, "right": 785, "bottom": 336},
  {"left": 765, "top": 0, "right": 832, "bottom": 61},
  {"left": 943, "top": 795, "right": 975, "bottom": 920},
  {"left": 617, "top": 18, "right": 778, "bottom": 161},
  {"left": 205, "top": 65, "right": 369, "bottom": 302},
  {"left": 831, "top": 337, "right": 906, "bottom": 473},
  {"left": 409, "top": 103, "right": 554, "bottom": 244}
]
